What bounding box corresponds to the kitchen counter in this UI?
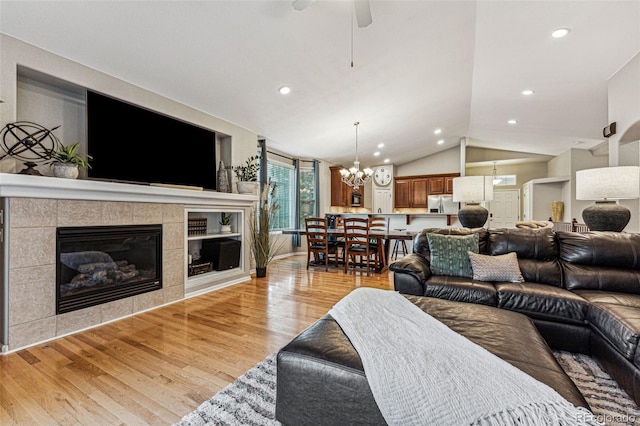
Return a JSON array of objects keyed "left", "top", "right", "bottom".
[{"left": 327, "top": 212, "right": 458, "bottom": 226}]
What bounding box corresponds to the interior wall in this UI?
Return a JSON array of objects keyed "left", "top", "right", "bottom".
[
  {"left": 466, "top": 161, "right": 548, "bottom": 220},
  {"left": 608, "top": 52, "right": 640, "bottom": 231},
  {"left": 465, "top": 145, "right": 552, "bottom": 164},
  {"left": 568, "top": 149, "right": 609, "bottom": 227},
  {"left": 465, "top": 162, "right": 548, "bottom": 188},
  {"left": 397, "top": 146, "right": 460, "bottom": 176}
]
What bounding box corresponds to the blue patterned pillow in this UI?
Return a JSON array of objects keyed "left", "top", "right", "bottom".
[{"left": 426, "top": 233, "right": 479, "bottom": 278}]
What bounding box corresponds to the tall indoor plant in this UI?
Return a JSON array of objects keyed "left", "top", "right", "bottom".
[
  {"left": 249, "top": 179, "right": 281, "bottom": 277},
  {"left": 234, "top": 155, "right": 260, "bottom": 194}
]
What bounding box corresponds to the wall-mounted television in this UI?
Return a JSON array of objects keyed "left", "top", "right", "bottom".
[{"left": 87, "top": 90, "right": 216, "bottom": 190}]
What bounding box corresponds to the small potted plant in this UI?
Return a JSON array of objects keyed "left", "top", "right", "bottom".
[
  {"left": 234, "top": 155, "right": 260, "bottom": 194},
  {"left": 219, "top": 212, "right": 232, "bottom": 233},
  {"left": 48, "top": 142, "right": 92, "bottom": 179}
]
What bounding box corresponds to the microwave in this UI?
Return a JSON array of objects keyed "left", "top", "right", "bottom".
[{"left": 351, "top": 192, "right": 362, "bottom": 207}]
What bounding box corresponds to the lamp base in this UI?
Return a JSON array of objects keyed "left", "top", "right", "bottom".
[
  {"left": 582, "top": 201, "right": 630, "bottom": 232},
  {"left": 458, "top": 203, "right": 489, "bottom": 229}
]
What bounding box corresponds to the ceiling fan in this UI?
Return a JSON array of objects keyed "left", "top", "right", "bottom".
[{"left": 292, "top": 0, "right": 373, "bottom": 28}]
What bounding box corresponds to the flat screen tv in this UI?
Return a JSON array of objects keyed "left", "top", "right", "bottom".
[{"left": 87, "top": 90, "right": 216, "bottom": 190}]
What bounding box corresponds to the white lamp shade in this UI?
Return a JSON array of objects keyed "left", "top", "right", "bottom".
[
  {"left": 575, "top": 166, "right": 640, "bottom": 200},
  {"left": 452, "top": 176, "right": 494, "bottom": 202}
]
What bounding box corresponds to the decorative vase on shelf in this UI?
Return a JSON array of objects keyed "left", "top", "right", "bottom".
[
  {"left": 551, "top": 201, "right": 564, "bottom": 222},
  {"left": 237, "top": 181, "right": 258, "bottom": 194},
  {"left": 52, "top": 162, "right": 79, "bottom": 179},
  {"left": 220, "top": 224, "right": 232, "bottom": 233},
  {"left": 217, "top": 161, "right": 230, "bottom": 193}
]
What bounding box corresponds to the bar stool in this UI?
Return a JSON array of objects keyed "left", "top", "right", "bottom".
[{"left": 391, "top": 229, "right": 409, "bottom": 260}]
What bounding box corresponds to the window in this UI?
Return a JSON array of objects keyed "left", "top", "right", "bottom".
[
  {"left": 299, "top": 166, "right": 317, "bottom": 224},
  {"left": 493, "top": 175, "right": 517, "bottom": 186},
  {"left": 266, "top": 160, "right": 295, "bottom": 230}
]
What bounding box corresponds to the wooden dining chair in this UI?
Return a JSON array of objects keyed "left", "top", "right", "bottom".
[
  {"left": 343, "top": 217, "right": 377, "bottom": 274},
  {"left": 305, "top": 217, "right": 339, "bottom": 271},
  {"left": 368, "top": 216, "right": 388, "bottom": 270},
  {"left": 333, "top": 215, "right": 346, "bottom": 263}
]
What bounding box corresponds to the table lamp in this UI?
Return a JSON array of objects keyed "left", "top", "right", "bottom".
[
  {"left": 453, "top": 176, "right": 494, "bottom": 228},
  {"left": 576, "top": 166, "right": 640, "bottom": 232}
]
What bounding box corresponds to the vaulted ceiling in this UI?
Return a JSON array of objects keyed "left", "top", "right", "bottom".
[{"left": 1, "top": 1, "right": 639, "bottom": 167}]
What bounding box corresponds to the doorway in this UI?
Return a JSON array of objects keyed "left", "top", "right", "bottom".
[{"left": 489, "top": 189, "right": 520, "bottom": 228}]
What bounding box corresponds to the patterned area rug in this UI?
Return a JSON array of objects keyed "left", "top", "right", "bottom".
[
  {"left": 553, "top": 351, "right": 639, "bottom": 426},
  {"left": 175, "top": 351, "right": 639, "bottom": 426}
]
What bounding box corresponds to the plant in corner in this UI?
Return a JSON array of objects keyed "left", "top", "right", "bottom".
[
  {"left": 234, "top": 155, "right": 260, "bottom": 194},
  {"left": 47, "top": 142, "right": 92, "bottom": 179},
  {"left": 250, "top": 179, "right": 283, "bottom": 277}
]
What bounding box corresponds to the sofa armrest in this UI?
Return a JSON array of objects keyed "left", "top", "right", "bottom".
[
  {"left": 388, "top": 254, "right": 432, "bottom": 296},
  {"left": 388, "top": 254, "right": 431, "bottom": 280}
]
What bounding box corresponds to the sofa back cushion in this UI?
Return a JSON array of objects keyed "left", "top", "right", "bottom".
[
  {"left": 558, "top": 231, "right": 640, "bottom": 294},
  {"left": 488, "top": 228, "right": 562, "bottom": 287}
]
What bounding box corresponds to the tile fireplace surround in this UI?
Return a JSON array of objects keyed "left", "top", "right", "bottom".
[{"left": 0, "top": 173, "right": 257, "bottom": 353}]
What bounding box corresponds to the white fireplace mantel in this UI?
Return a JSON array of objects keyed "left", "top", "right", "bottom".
[{"left": 0, "top": 173, "right": 258, "bottom": 205}]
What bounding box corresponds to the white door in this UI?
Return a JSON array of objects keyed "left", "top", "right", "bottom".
[
  {"left": 373, "top": 189, "right": 393, "bottom": 214},
  {"left": 489, "top": 189, "right": 520, "bottom": 228}
]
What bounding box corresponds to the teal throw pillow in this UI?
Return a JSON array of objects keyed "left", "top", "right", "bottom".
[{"left": 426, "top": 233, "right": 479, "bottom": 278}]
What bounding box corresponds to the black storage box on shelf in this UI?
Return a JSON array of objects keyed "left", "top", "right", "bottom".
[{"left": 201, "top": 238, "right": 241, "bottom": 271}]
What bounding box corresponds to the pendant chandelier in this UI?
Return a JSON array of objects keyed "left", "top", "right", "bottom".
[
  {"left": 340, "top": 122, "right": 373, "bottom": 191},
  {"left": 492, "top": 162, "right": 502, "bottom": 185}
]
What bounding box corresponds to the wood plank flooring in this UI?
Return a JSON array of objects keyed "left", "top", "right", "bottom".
[{"left": 0, "top": 255, "right": 394, "bottom": 425}]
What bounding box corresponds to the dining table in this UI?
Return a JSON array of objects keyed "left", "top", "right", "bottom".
[{"left": 282, "top": 227, "right": 416, "bottom": 271}]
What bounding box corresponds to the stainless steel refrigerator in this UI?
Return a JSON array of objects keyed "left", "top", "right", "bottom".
[{"left": 428, "top": 195, "right": 459, "bottom": 214}]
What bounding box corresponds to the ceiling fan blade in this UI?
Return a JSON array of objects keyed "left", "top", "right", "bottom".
[
  {"left": 292, "top": 0, "right": 316, "bottom": 11},
  {"left": 354, "top": 0, "right": 372, "bottom": 28}
]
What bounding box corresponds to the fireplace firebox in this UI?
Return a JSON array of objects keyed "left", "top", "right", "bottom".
[{"left": 56, "top": 224, "right": 162, "bottom": 314}]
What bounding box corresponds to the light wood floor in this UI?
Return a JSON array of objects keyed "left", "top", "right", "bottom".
[{"left": 0, "top": 255, "right": 394, "bottom": 425}]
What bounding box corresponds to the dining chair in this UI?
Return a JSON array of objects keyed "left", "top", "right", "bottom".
[
  {"left": 333, "top": 215, "right": 346, "bottom": 263},
  {"left": 368, "top": 216, "right": 388, "bottom": 270},
  {"left": 305, "top": 217, "right": 339, "bottom": 271},
  {"left": 343, "top": 217, "right": 377, "bottom": 274}
]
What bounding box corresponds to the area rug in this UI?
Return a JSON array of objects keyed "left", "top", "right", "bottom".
[{"left": 175, "top": 351, "right": 639, "bottom": 426}]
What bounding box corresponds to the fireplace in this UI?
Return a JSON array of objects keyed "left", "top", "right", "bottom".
[{"left": 56, "top": 224, "right": 162, "bottom": 314}]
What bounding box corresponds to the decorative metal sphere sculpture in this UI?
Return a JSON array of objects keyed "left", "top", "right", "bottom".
[{"left": 0, "top": 121, "right": 61, "bottom": 175}]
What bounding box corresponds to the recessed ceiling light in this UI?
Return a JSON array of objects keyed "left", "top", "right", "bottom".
[
  {"left": 437, "top": 139, "right": 444, "bottom": 145},
  {"left": 434, "top": 128, "right": 442, "bottom": 135},
  {"left": 377, "top": 143, "right": 384, "bottom": 148},
  {"left": 508, "top": 119, "right": 517, "bottom": 125},
  {"left": 383, "top": 158, "right": 390, "bottom": 163},
  {"left": 552, "top": 28, "right": 570, "bottom": 38},
  {"left": 522, "top": 89, "right": 534, "bottom": 96},
  {"left": 374, "top": 151, "right": 380, "bottom": 156},
  {"left": 278, "top": 86, "right": 291, "bottom": 95}
]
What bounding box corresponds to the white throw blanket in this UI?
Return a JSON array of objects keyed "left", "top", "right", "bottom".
[{"left": 329, "top": 288, "right": 601, "bottom": 426}]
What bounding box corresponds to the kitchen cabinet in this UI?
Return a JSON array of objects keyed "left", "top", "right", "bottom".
[
  {"left": 445, "top": 176, "right": 454, "bottom": 194},
  {"left": 428, "top": 175, "right": 456, "bottom": 195},
  {"left": 394, "top": 173, "right": 458, "bottom": 209},
  {"left": 394, "top": 177, "right": 428, "bottom": 208},
  {"left": 330, "top": 166, "right": 365, "bottom": 207}
]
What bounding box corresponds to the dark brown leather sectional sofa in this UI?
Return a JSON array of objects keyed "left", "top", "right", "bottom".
[
  {"left": 389, "top": 227, "right": 640, "bottom": 405},
  {"left": 276, "top": 295, "right": 589, "bottom": 425}
]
